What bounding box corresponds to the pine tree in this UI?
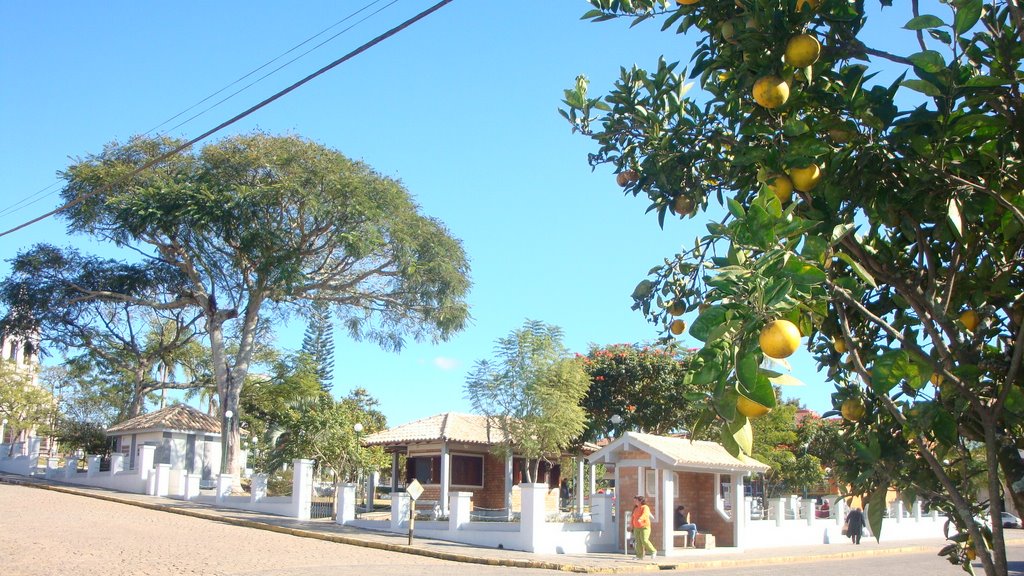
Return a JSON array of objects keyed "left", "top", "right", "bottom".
[{"left": 301, "top": 300, "right": 335, "bottom": 392}]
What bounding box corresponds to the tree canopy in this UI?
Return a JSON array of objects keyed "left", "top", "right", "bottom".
[
  {"left": 14, "top": 132, "right": 471, "bottom": 479},
  {"left": 563, "top": 1, "right": 1022, "bottom": 574},
  {"left": 466, "top": 320, "right": 590, "bottom": 482}
]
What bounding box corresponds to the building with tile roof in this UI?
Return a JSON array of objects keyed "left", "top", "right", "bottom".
[
  {"left": 106, "top": 404, "right": 230, "bottom": 485},
  {"left": 363, "top": 412, "right": 596, "bottom": 518},
  {"left": 588, "top": 431, "right": 770, "bottom": 552}
]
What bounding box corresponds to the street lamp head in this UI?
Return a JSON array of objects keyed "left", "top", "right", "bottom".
[
  {"left": 353, "top": 422, "right": 364, "bottom": 433},
  {"left": 610, "top": 414, "right": 623, "bottom": 425},
  {"left": 1, "top": 418, "right": 7, "bottom": 425},
  {"left": 224, "top": 410, "right": 234, "bottom": 419}
]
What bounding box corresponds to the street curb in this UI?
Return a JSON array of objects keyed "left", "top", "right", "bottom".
[{"left": 4, "top": 474, "right": 1010, "bottom": 573}]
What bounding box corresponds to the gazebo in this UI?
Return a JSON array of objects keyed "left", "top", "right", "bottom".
[
  {"left": 362, "top": 412, "right": 596, "bottom": 518},
  {"left": 587, "top": 431, "right": 770, "bottom": 553}
]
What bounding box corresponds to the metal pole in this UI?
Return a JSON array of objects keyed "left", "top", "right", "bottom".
[{"left": 408, "top": 500, "right": 415, "bottom": 545}]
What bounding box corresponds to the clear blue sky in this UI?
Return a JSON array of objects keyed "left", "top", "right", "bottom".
[{"left": 0, "top": 1, "right": 934, "bottom": 426}]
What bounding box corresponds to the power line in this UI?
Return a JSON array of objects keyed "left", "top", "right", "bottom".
[
  {"left": 158, "top": 0, "right": 401, "bottom": 137},
  {"left": 0, "top": 0, "right": 393, "bottom": 220},
  {"left": 142, "top": 0, "right": 391, "bottom": 137},
  {"left": 0, "top": 0, "right": 454, "bottom": 239}
]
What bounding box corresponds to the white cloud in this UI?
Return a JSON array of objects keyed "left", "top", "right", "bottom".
[{"left": 433, "top": 356, "right": 460, "bottom": 371}]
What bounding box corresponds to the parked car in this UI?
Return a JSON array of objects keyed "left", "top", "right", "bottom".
[{"left": 1001, "top": 512, "right": 1022, "bottom": 529}]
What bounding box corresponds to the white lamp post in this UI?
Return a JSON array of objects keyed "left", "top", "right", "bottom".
[{"left": 1, "top": 418, "right": 7, "bottom": 444}]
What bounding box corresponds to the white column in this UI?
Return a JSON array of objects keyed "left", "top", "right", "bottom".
[
  {"left": 589, "top": 464, "right": 597, "bottom": 496},
  {"left": 449, "top": 491, "right": 472, "bottom": 531},
  {"left": 439, "top": 442, "right": 451, "bottom": 517},
  {"left": 184, "top": 473, "right": 201, "bottom": 500},
  {"left": 732, "top": 473, "right": 746, "bottom": 548},
  {"left": 137, "top": 445, "right": 156, "bottom": 481},
  {"left": 250, "top": 473, "right": 268, "bottom": 502},
  {"left": 291, "top": 458, "right": 314, "bottom": 520},
  {"left": 65, "top": 457, "right": 78, "bottom": 480},
  {"left": 216, "top": 474, "right": 234, "bottom": 502},
  {"left": 109, "top": 453, "right": 124, "bottom": 475},
  {"left": 391, "top": 492, "right": 411, "bottom": 531},
  {"left": 391, "top": 452, "right": 400, "bottom": 495},
  {"left": 803, "top": 499, "right": 816, "bottom": 526},
  {"left": 892, "top": 499, "right": 904, "bottom": 523},
  {"left": 912, "top": 500, "right": 923, "bottom": 520},
  {"left": 504, "top": 453, "right": 514, "bottom": 518},
  {"left": 154, "top": 463, "right": 171, "bottom": 497},
  {"left": 833, "top": 498, "right": 848, "bottom": 525},
  {"left": 520, "top": 483, "right": 548, "bottom": 552},
  {"left": 660, "top": 469, "right": 675, "bottom": 555},
  {"left": 576, "top": 458, "right": 585, "bottom": 515},
  {"left": 86, "top": 455, "right": 101, "bottom": 478},
  {"left": 336, "top": 483, "right": 356, "bottom": 525},
  {"left": 45, "top": 457, "right": 59, "bottom": 479}
]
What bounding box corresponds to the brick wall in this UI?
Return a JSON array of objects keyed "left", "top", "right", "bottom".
[{"left": 618, "top": 466, "right": 735, "bottom": 549}]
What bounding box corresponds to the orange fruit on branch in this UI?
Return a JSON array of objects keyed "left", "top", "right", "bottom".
[
  {"left": 759, "top": 319, "right": 802, "bottom": 358},
  {"left": 752, "top": 75, "right": 790, "bottom": 109},
  {"left": 785, "top": 34, "right": 821, "bottom": 68},
  {"left": 737, "top": 395, "right": 772, "bottom": 419}
]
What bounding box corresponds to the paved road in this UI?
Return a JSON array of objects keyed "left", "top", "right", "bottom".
[{"left": 3, "top": 481, "right": 1023, "bottom": 575}]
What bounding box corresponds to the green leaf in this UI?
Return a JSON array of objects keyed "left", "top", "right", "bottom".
[
  {"left": 836, "top": 251, "right": 877, "bottom": 288},
  {"left": 867, "top": 488, "right": 886, "bottom": 541},
  {"left": 904, "top": 14, "right": 946, "bottom": 30},
  {"left": 965, "top": 75, "right": 1011, "bottom": 87},
  {"left": 727, "top": 198, "right": 745, "bottom": 218},
  {"left": 763, "top": 278, "right": 793, "bottom": 308},
  {"left": 933, "top": 410, "right": 957, "bottom": 446},
  {"left": 727, "top": 415, "right": 753, "bottom": 456},
  {"left": 901, "top": 79, "right": 942, "bottom": 97},
  {"left": 871, "top": 350, "right": 909, "bottom": 394},
  {"left": 954, "top": 0, "right": 982, "bottom": 34},
  {"left": 947, "top": 198, "right": 963, "bottom": 239},
  {"left": 690, "top": 306, "right": 727, "bottom": 342},
  {"left": 908, "top": 50, "right": 946, "bottom": 73},
  {"left": 783, "top": 258, "right": 826, "bottom": 287}
]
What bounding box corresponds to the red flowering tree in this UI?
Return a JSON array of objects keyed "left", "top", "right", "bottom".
[{"left": 580, "top": 343, "right": 706, "bottom": 441}]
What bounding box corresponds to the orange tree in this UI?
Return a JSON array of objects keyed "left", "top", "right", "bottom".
[{"left": 562, "top": 1, "right": 1023, "bottom": 574}]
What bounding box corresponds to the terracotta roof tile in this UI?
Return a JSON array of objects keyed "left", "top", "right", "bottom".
[
  {"left": 362, "top": 412, "right": 506, "bottom": 446},
  {"left": 589, "top": 431, "right": 770, "bottom": 473},
  {"left": 105, "top": 404, "right": 222, "bottom": 436}
]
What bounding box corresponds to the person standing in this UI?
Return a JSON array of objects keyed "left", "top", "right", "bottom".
[
  {"left": 845, "top": 507, "right": 866, "bottom": 544},
  {"left": 631, "top": 495, "right": 657, "bottom": 560},
  {"left": 674, "top": 505, "right": 698, "bottom": 546}
]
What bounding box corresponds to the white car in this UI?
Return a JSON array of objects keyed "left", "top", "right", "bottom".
[{"left": 1001, "top": 512, "right": 1022, "bottom": 529}]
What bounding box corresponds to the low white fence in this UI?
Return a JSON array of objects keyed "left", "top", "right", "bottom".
[{"left": 338, "top": 484, "right": 620, "bottom": 554}]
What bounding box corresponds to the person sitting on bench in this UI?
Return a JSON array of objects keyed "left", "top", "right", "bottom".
[{"left": 674, "top": 505, "right": 698, "bottom": 545}]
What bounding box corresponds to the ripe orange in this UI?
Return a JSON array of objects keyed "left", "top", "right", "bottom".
[
  {"left": 795, "top": 0, "right": 821, "bottom": 11},
  {"left": 617, "top": 170, "right": 639, "bottom": 187},
  {"left": 668, "top": 301, "right": 686, "bottom": 316},
  {"left": 676, "top": 0, "right": 701, "bottom": 4},
  {"left": 752, "top": 76, "right": 790, "bottom": 109},
  {"left": 766, "top": 174, "right": 794, "bottom": 203},
  {"left": 672, "top": 195, "right": 695, "bottom": 216},
  {"left": 759, "top": 319, "right": 802, "bottom": 358},
  {"left": 785, "top": 34, "right": 821, "bottom": 68},
  {"left": 737, "top": 395, "right": 772, "bottom": 418},
  {"left": 833, "top": 337, "right": 847, "bottom": 354},
  {"left": 670, "top": 319, "right": 687, "bottom": 335},
  {"left": 788, "top": 164, "right": 822, "bottom": 191},
  {"left": 960, "top": 309, "right": 980, "bottom": 331},
  {"left": 841, "top": 398, "right": 866, "bottom": 422}
]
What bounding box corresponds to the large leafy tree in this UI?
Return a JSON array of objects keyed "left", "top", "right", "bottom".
[
  {"left": 33, "top": 133, "right": 470, "bottom": 480},
  {"left": 1, "top": 246, "right": 205, "bottom": 419},
  {"left": 563, "top": 1, "right": 1022, "bottom": 574},
  {"left": 750, "top": 397, "right": 826, "bottom": 499},
  {"left": 580, "top": 342, "right": 705, "bottom": 440},
  {"left": 466, "top": 320, "right": 590, "bottom": 482}
]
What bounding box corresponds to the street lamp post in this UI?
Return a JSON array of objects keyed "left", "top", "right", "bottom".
[
  {"left": 1, "top": 418, "right": 7, "bottom": 445},
  {"left": 353, "top": 422, "right": 364, "bottom": 509}
]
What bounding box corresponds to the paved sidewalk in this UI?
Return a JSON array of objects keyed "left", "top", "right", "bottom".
[{"left": 0, "top": 472, "right": 991, "bottom": 573}]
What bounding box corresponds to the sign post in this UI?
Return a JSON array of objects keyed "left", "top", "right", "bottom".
[{"left": 406, "top": 479, "right": 424, "bottom": 546}]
